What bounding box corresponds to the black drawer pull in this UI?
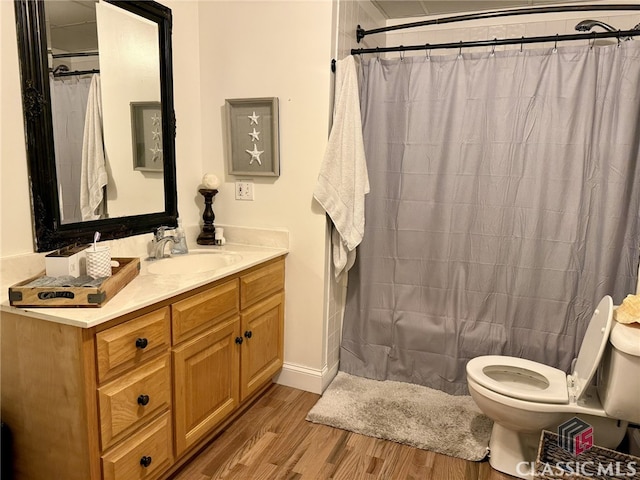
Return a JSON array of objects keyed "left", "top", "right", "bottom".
[
  {"left": 235, "top": 336, "right": 243, "bottom": 345},
  {"left": 140, "top": 456, "right": 152, "bottom": 468},
  {"left": 135, "top": 338, "right": 148, "bottom": 349},
  {"left": 244, "top": 330, "right": 252, "bottom": 339},
  {"left": 137, "top": 394, "right": 150, "bottom": 406}
]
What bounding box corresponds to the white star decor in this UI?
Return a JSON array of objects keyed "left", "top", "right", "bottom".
[
  {"left": 248, "top": 111, "right": 260, "bottom": 125},
  {"left": 152, "top": 129, "right": 161, "bottom": 141},
  {"left": 151, "top": 113, "right": 161, "bottom": 126},
  {"left": 245, "top": 144, "right": 264, "bottom": 165},
  {"left": 248, "top": 128, "right": 260, "bottom": 141},
  {"left": 150, "top": 144, "right": 162, "bottom": 161}
]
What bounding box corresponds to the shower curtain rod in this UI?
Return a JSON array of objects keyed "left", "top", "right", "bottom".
[
  {"left": 51, "top": 51, "right": 99, "bottom": 59},
  {"left": 350, "top": 28, "right": 640, "bottom": 56},
  {"left": 52, "top": 68, "right": 100, "bottom": 77},
  {"left": 356, "top": 4, "right": 640, "bottom": 42}
]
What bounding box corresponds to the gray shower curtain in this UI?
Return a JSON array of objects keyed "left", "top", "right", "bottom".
[{"left": 340, "top": 42, "right": 640, "bottom": 395}]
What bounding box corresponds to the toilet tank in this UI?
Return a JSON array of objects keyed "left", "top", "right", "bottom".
[{"left": 597, "top": 321, "right": 640, "bottom": 424}]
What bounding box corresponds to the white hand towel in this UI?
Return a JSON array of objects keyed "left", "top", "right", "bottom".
[
  {"left": 313, "top": 56, "right": 369, "bottom": 280},
  {"left": 80, "top": 74, "right": 108, "bottom": 221}
]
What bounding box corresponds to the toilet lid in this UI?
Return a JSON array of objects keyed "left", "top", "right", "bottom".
[{"left": 570, "top": 295, "right": 613, "bottom": 401}]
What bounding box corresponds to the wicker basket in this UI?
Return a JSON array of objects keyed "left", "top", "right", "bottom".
[{"left": 535, "top": 430, "right": 640, "bottom": 479}]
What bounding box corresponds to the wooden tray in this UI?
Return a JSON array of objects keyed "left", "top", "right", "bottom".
[{"left": 8, "top": 257, "right": 140, "bottom": 308}]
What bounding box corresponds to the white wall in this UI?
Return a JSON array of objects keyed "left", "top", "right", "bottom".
[
  {"left": 1, "top": 0, "right": 34, "bottom": 257},
  {"left": 195, "top": 1, "right": 333, "bottom": 391},
  {"left": 0, "top": 0, "right": 204, "bottom": 256},
  {"left": 384, "top": 3, "right": 640, "bottom": 57},
  {"left": 97, "top": 1, "right": 164, "bottom": 218},
  {"left": 1, "top": 0, "right": 335, "bottom": 393}
]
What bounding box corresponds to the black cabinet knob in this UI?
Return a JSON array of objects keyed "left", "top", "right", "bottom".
[
  {"left": 244, "top": 330, "right": 252, "bottom": 339},
  {"left": 235, "top": 336, "right": 243, "bottom": 345},
  {"left": 140, "top": 456, "right": 152, "bottom": 468},
  {"left": 135, "top": 338, "right": 148, "bottom": 349},
  {"left": 137, "top": 394, "right": 150, "bottom": 406}
]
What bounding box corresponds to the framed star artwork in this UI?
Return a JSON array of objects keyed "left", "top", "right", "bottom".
[
  {"left": 225, "top": 97, "right": 280, "bottom": 177},
  {"left": 130, "top": 101, "right": 164, "bottom": 172}
]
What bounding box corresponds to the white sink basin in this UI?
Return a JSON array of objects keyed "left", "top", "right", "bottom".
[{"left": 145, "top": 250, "right": 242, "bottom": 276}]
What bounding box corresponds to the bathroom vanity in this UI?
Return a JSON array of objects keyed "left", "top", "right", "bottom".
[{"left": 1, "top": 245, "right": 286, "bottom": 480}]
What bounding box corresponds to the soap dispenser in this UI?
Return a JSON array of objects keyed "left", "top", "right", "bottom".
[{"left": 171, "top": 218, "right": 189, "bottom": 255}]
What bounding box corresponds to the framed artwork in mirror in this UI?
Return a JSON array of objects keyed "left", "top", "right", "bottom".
[
  {"left": 131, "top": 102, "right": 163, "bottom": 172},
  {"left": 225, "top": 97, "right": 279, "bottom": 177}
]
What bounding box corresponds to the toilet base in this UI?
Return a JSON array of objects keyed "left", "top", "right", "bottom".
[{"left": 488, "top": 423, "right": 539, "bottom": 480}]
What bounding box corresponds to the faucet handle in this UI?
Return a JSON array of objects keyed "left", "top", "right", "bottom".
[{"left": 155, "top": 226, "right": 169, "bottom": 240}]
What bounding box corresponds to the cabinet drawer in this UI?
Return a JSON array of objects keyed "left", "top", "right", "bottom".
[
  {"left": 98, "top": 355, "right": 171, "bottom": 450},
  {"left": 97, "top": 307, "right": 170, "bottom": 383},
  {"left": 171, "top": 279, "right": 239, "bottom": 344},
  {"left": 240, "top": 259, "right": 285, "bottom": 309},
  {"left": 101, "top": 411, "right": 173, "bottom": 480}
]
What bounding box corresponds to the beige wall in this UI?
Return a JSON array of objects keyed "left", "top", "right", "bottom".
[
  {"left": 1, "top": 0, "right": 33, "bottom": 257},
  {"left": 8, "top": 0, "right": 632, "bottom": 394},
  {"left": 97, "top": 2, "right": 164, "bottom": 218},
  {"left": 194, "top": 1, "right": 333, "bottom": 390},
  {"left": 1, "top": 0, "right": 334, "bottom": 392}
]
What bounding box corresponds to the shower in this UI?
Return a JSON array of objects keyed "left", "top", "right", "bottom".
[
  {"left": 575, "top": 19, "right": 617, "bottom": 32},
  {"left": 575, "top": 19, "right": 640, "bottom": 39}
]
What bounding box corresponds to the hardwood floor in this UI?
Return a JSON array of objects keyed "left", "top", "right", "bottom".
[{"left": 171, "top": 384, "right": 517, "bottom": 480}]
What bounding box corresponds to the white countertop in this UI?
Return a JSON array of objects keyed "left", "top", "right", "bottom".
[{"left": 0, "top": 226, "right": 289, "bottom": 329}]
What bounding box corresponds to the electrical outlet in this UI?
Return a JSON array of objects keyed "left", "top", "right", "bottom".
[{"left": 235, "top": 181, "right": 254, "bottom": 201}]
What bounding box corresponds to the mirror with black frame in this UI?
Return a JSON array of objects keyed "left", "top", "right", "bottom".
[{"left": 14, "top": 0, "right": 178, "bottom": 252}]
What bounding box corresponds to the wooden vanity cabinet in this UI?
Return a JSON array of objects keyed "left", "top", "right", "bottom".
[
  {"left": 1, "top": 256, "right": 285, "bottom": 480},
  {"left": 172, "top": 259, "right": 285, "bottom": 455},
  {"left": 171, "top": 279, "right": 241, "bottom": 456}
]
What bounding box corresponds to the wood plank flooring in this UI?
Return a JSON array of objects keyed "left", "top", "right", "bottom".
[{"left": 171, "top": 384, "right": 517, "bottom": 480}]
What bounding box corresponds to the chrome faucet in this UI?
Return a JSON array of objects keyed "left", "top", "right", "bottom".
[{"left": 150, "top": 226, "right": 178, "bottom": 259}]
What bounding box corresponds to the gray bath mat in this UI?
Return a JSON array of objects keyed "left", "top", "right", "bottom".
[{"left": 306, "top": 371, "right": 492, "bottom": 461}]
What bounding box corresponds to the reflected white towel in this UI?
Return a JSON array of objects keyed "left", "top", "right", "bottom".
[
  {"left": 80, "top": 74, "right": 107, "bottom": 221},
  {"left": 313, "top": 56, "right": 369, "bottom": 280}
]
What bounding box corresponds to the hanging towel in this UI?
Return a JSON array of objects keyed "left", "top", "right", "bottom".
[
  {"left": 80, "top": 74, "right": 108, "bottom": 221},
  {"left": 313, "top": 56, "right": 369, "bottom": 280}
]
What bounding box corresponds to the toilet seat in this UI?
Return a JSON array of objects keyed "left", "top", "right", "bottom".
[
  {"left": 467, "top": 355, "right": 569, "bottom": 404},
  {"left": 467, "top": 296, "right": 614, "bottom": 406}
]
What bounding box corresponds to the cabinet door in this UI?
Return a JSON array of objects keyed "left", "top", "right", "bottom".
[
  {"left": 240, "top": 292, "right": 284, "bottom": 401},
  {"left": 172, "top": 316, "right": 240, "bottom": 456}
]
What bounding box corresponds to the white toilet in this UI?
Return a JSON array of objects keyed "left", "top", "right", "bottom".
[{"left": 466, "top": 295, "right": 640, "bottom": 479}]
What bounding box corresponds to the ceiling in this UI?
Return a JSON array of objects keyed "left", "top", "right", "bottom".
[
  {"left": 46, "top": 0, "right": 98, "bottom": 52},
  {"left": 371, "top": 0, "right": 597, "bottom": 18}
]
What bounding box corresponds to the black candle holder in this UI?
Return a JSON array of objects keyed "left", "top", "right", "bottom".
[{"left": 197, "top": 188, "right": 218, "bottom": 245}]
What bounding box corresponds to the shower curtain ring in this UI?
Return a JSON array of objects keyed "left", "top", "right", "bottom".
[
  {"left": 490, "top": 38, "right": 497, "bottom": 56},
  {"left": 590, "top": 32, "right": 596, "bottom": 49},
  {"left": 376, "top": 46, "right": 380, "bottom": 60},
  {"left": 458, "top": 41, "right": 463, "bottom": 59},
  {"left": 425, "top": 44, "right": 430, "bottom": 60},
  {"left": 399, "top": 48, "right": 405, "bottom": 61},
  {"left": 520, "top": 36, "right": 524, "bottom": 53},
  {"left": 553, "top": 34, "right": 558, "bottom": 53},
  {"left": 617, "top": 30, "right": 622, "bottom": 47}
]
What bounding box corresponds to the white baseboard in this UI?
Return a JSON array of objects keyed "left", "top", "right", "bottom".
[{"left": 274, "top": 361, "right": 339, "bottom": 394}]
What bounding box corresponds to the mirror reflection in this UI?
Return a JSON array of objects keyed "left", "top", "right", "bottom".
[{"left": 46, "top": 0, "right": 164, "bottom": 225}]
